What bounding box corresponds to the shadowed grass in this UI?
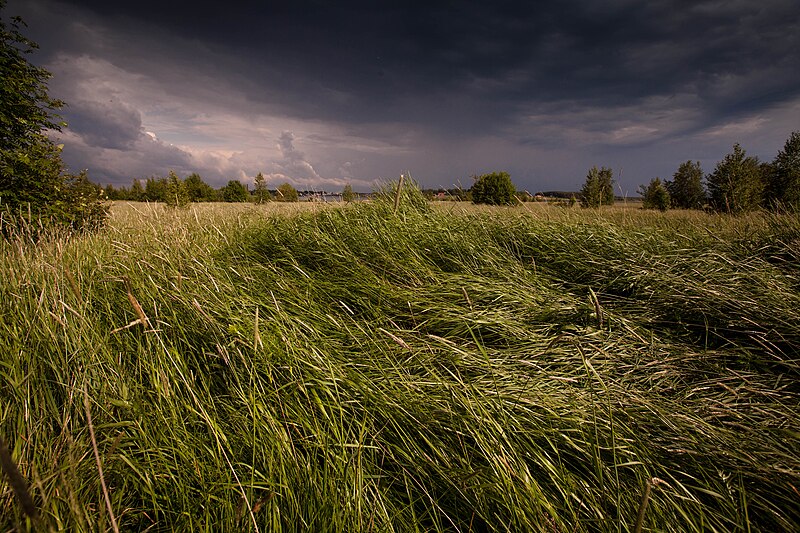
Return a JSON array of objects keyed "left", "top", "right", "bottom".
[{"left": 1, "top": 191, "right": 798, "bottom": 531}]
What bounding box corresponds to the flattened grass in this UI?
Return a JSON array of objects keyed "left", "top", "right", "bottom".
[{"left": 1, "top": 192, "right": 798, "bottom": 531}]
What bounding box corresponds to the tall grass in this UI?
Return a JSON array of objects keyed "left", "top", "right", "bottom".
[{"left": 1, "top": 191, "right": 798, "bottom": 531}]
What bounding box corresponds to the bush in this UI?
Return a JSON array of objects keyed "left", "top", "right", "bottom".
[
  {"left": 60, "top": 171, "right": 109, "bottom": 230},
  {"left": 276, "top": 182, "right": 299, "bottom": 202},
  {"left": 639, "top": 177, "right": 671, "bottom": 211},
  {"left": 470, "top": 171, "right": 515, "bottom": 205}
]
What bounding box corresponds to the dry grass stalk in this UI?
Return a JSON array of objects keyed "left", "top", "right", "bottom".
[
  {"left": 83, "top": 386, "right": 120, "bottom": 533},
  {"left": 126, "top": 290, "right": 148, "bottom": 326},
  {"left": 193, "top": 298, "right": 214, "bottom": 323},
  {"left": 64, "top": 267, "right": 82, "bottom": 303},
  {"left": 394, "top": 174, "right": 405, "bottom": 215}
]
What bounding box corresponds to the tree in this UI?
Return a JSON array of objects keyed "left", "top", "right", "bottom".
[
  {"left": 130, "top": 179, "right": 145, "bottom": 201},
  {"left": 144, "top": 177, "right": 168, "bottom": 202},
  {"left": 0, "top": 2, "right": 107, "bottom": 232},
  {"left": 275, "top": 182, "right": 299, "bottom": 202},
  {"left": 639, "top": 177, "right": 671, "bottom": 211},
  {"left": 184, "top": 172, "right": 216, "bottom": 202},
  {"left": 253, "top": 172, "right": 270, "bottom": 203},
  {"left": 221, "top": 179, "right": 248, "bottom": 202},
  {"left": 470, "top": 171, "right": 515, "bottom": 205},
  {"left": 164, "top": 171, "right": 189, "bottom": 208},
  {"left": 707, "top": 143, "right": 764, "bottom": 213},
  {"left": 666, "top": 160, "right": 705, "bottom": 209},
  {"left": 580, "top": 166, "right": 614, "bottom": 208},
  {"left": 766, "top": 131, "right": 800, "bottom": 210},
  {"left": 342, "top": 183, "right": 355, "bottom": 203}
]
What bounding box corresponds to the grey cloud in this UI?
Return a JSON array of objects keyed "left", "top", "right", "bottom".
[
  {"left": 270, "top": 131, "right": 323, "bottom": 184},
  {"left": 9, "top": 0, "right": 800, "bottom": 193},
  {"left": 64, "top": 99, "right": 143, "bottom": 150}
]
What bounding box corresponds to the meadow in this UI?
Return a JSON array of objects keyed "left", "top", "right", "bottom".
[{"left": 1, "top": 187, "right": 798, "bottom": 531}]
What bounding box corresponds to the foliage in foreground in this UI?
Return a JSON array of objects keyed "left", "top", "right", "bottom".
[
  {"left": 1, "top": 194, "right": 799, "bottom": 531},
  {"left": 0, "top": 2, "right": 108, "bottom": 234}
]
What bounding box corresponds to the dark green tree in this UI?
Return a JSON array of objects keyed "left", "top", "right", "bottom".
[
  {"left": 639, "top": 177, "right": 671, "bottom": 211},
  {"left": 164, "top": 171, "right": 189, "bottom": 208},
  {"left": 253, "top": 172, "right": 270, "bottom": 203},
  {"left": 184, "top": 173, "right": 216, "bottom": 202},
  {"left": 276, "top": 182, "right": 299, "bottom": 202},
  {"left": 766, "top": 131, "right": 800, "bottom": 210},
  {"left": 144, "top": 177, "right": 168, "bottom": 202},
  {"left": 341, "top": 183, "right": 355, "bottom": 203},
  {"left": 707, "top": 143, "right": 764, "bottom": 213},
  {"left": 109, "top": 184, "right": 129, "bottom": 200},
  {"left": 470, "top": 171, "right": 515, "bottom": 205},
  {"left": 129, "top": 179, "right": 145, "bottom": 201},
  {"left": 61, "top": 170, "right": 108, "bottom": 230},
  {"left": 221, "top": 179, "right": 248, "bottom": 202},
  {"left": 0, "top": 2, "right": 107, "bottom": 231},
  {"left": 580, "top": 166, "right": 614, "bottom": 208},
  {"left": 665, "top": 160, "right": 706, "bottom": 209}
]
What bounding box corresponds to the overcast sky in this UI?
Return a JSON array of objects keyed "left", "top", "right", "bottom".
[{"left": 7, "top": 0, "right": 800, "bottom": 193}]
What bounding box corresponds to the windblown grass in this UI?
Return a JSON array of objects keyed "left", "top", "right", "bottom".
[{"left": 1, "top": 189, "right": 798, "bottom": 531}]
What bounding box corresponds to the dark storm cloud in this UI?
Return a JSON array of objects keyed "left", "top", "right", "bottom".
[
  {"left": 48, "top": 0, "right": 799, "bottom": 128},
  {"left": 6, "top": 0, "right": 800, "bottom": 190}
]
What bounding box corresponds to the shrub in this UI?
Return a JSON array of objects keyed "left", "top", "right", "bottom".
[
  {"left": 470, "top": 171, "right": 515, "bottom": 205},
  {"left": 639, "top": 177, "right": 671, "bottom": 211},
  {"left": 276, "top": 182, "right": 299, "bottom": 202}
]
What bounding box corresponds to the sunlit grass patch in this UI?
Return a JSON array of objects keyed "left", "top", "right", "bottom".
[{"left": 1, "top": 190, "right": 798, "bottom": 531}]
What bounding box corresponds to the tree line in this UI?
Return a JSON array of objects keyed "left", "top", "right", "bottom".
[
  {"left": 471, "top": 138, "right": 800, "bottom": 213},
  {"left": 104, "top": 172, "right": 303, "bottom": 206},
  {"left": 637, "top": 135, "right": 800, "bottom": 213},
  {"left": 104, "top": 173, "right": 361, "bottom": 206}
]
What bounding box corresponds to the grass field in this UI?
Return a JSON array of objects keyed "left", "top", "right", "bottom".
[{"left": 1, "top": 188, "right": 799, "bottom": 531}]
